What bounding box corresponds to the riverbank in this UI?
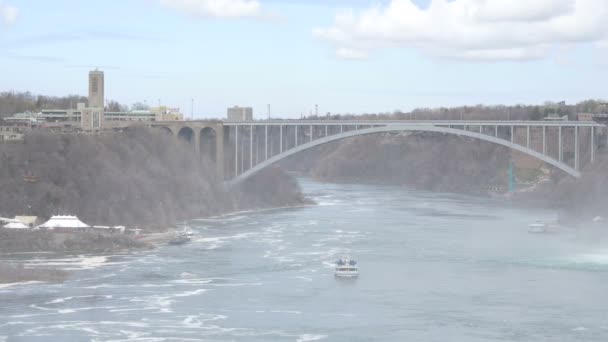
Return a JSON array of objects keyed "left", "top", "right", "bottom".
[{"left": 0, "top": 230, "right": 151, "bottom": 254}]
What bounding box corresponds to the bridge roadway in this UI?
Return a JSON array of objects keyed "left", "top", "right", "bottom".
[{"left": 152, "top": 120, "right": 605, "bottom": 184}]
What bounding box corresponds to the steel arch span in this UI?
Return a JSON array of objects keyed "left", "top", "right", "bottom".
[{"left": 229, "top": 124, "right": 581, "bottom": 186}]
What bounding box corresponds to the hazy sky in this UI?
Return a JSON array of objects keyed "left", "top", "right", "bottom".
[{"left": 1, "top": 0, "right": 607, "bottom": 119}]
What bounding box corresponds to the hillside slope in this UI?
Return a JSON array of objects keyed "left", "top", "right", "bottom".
[{"left": 0, "top": 129, "right": 305, "bottom": 228}]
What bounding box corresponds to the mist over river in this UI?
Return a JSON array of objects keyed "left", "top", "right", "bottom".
[{"left": 2, "top": 178, "right": 608, "bottom": 341}]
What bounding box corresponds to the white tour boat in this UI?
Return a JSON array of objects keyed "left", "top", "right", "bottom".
[
  {"left": 528, "top": 220, "right": 557, "bottom": 234},
  {"left": 335, "top": 256, "right": 358, "bottom": 278}
]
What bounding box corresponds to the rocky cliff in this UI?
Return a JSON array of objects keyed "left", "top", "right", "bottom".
[
  {"left": 283, "top": 132, "right": 512, "bottom": 194},
  {"left": 0, "top": 128, "right": 306, "bottom": 229}
]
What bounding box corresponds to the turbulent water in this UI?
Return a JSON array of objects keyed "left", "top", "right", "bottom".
[{"left": 2, "top": 178, "right": 608, "bottom": 341}]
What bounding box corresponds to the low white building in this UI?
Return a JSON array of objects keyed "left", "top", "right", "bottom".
[
  {"left": 3, "top": 222, "right": 30, "bottom": 230},
  {"left": 37, "top": 215, "right": 90, "bottom": 232}
]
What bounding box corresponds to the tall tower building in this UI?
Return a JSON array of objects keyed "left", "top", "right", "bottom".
[
  {"left": 88, "top": 69, "right": 104, "bottom": 108},
  {"left": 82, "top": 69, "right": 105, "bottom": 131}
]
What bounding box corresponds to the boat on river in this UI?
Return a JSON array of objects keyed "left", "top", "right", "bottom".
[
  {"left": 335, "top": 256, "right": 358, "bottom": 278},
  {"left": 528, "top": 220, "right": 557, "bottom": 234},
  {"left": 168, "top": 229, "right": 195, "bottom": 245}
]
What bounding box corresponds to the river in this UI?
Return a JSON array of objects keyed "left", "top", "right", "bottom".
[{"left": 1, "top": 178, "right": 608, "bottom": 341}]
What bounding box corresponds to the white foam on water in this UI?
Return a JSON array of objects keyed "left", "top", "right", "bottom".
[
  {"left": 45, "top": 294, "right": 113, "bottom": 305},
  {"left": 173, "top": 289, "right": 207, "bottom": 297},
  {"left": 297, "top": 334, "right": 328, "bottom": 342},
  {"left": 31, "top": 304, "right": 124, "bottom": 315},
  {"left": 196, "top": 237, "right": 227, "bottom": 250},
  {"left": 0, "top": 281, "right": 43, "bottom": 290},
  {"left": 322, "top": 261, "right": 336, "bottom": 269},
  {"left": 81, "top": 283, "right": 173, "bottom": 290},
  {"left": 207, "top": 282, "right": 263, "bottom": 287},
  {"left": 24, "top": 255, "right": 111, "bottom": 271},
  {"left": 293, "top": 276, "right": 313, "bottom": 282},
  {"left": 573, "top": 253, "right": 608, "bottom": 265},
  {"left": 76, "top": 272, "right": 118, "bottom": 282},
  {"left": 270, "top": 310, "right": 302, "bottom": 314},
  {"left": 171, "top": 278, "right": 214, "bottom": 285},
  {"left": 314, "top": 195, "right": 343, "bottom": 207},
  {"left": 564, "top": 250, "right": 608, "bottom": 268},
  {"left": 182, "top": 313, "right": 227, "bottom": 328},
  {"left": 108, "top": 307, "right": 158, "bottom": 313}
]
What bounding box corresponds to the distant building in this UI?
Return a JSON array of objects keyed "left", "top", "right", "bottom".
[
  {"left": 37, "top": 215, "right": 90, "bottom": 232},
  {"left": 15, "top": 216, "right": 39, "bottom": 227},
  {"left": 4, "top": 112, "right": 43, "bottom": 126},
  {"left": 41, "top": 109, "right": 80, "bottom": 122},
  {"left": 0, "top": 125, "right": 25, "bottom": 142},
  {"left": 81, "top": 107, "right": 104, "bottom": 131},
  {"left": 227, "top": 106, "right": 253, "bottom": 121},
  {"left": 5, "top": 70, "right": 183, "bottom": 132},
  {"left": 83, "top": 70, "right": 105, "bottom": 131},
  {"left": 153, "top": 106, "right": 184, "bottom": 121},
  {"left": 576, "top": 113, "right": 608, "bottom": 124},
  {"left": 103, "top": 107, "right": 184, "bottom": 128},
  {"left": 543, "top": 113, "right": 568, "bottom": 121},
  {"left": 88, "top": 70, "right": 105, "bottom": 109},
  {"left": 2, "top": 222, "right": 30, "bottom": 230}
]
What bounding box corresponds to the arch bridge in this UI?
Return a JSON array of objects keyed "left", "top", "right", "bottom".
[{"left": 153, "top": 120, "right": 605, "bottom": 186}]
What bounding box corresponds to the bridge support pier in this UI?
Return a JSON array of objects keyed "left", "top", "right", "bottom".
[
  {"left": 216, "top": 126, "right": 224, "bottom": 178},
  {"left": 265, "top": 125, "right": 268, "bottom": 161},
  {"left": 235, "top": 126, "right": 239, "bottom": 177},
  {"left": 575, "top": 126, "right": 579, "bottom": 171},
  {"left": 542, "top": 126, "right": 546, "bottom": 155},
  {"left": 559, "top": 126, "right": 563, "bottom": 162},
  {"left": 591, "top": 126, "right": 595, "bottom": 164}
]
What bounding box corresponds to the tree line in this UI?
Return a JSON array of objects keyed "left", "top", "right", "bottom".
[
  {"left": 0, "top": 91, "right": 132, "bottom": 117},
  {"left": 302, "top": 99, "right": 608, "bottom": 121}
]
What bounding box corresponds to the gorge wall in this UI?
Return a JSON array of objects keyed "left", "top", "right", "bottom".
[{"left": 0, "top": 128, "right": 305, "bottom": 229}]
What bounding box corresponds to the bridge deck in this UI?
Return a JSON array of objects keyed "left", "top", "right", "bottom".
[{"left": 221, "top": 120, "right": 602, "bottom": 127}]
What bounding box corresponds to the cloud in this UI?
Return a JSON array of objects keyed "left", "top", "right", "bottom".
[
  {"left": 159, "top": 0, "right": 263, "bottom": 19},
  {"left": 314, "top": 0, "right": 608, "bottom": 61},
  {"left": 0, "top": 1, "right": 18, "bottom": 26}
]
